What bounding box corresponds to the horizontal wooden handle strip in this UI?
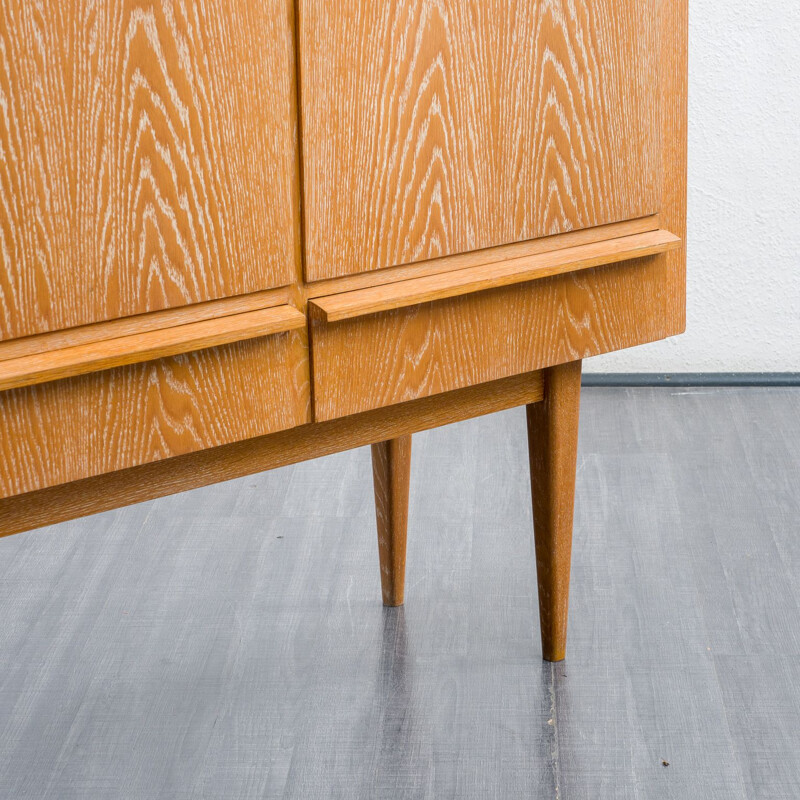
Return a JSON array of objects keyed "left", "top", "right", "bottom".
[
  {"left": 0, "top": 304, "right": 306, "bottom": 393},
  {"left": 310, "top": 229, "right": 681, "bottom": 323},
  {"left": 0, "top": 289, "right": 291, "bottom": 365}
]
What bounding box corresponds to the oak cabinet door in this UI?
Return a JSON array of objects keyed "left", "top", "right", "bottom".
[
  {"left": 308, "top": 251, "right": 677, "bottom": 421},
  {"left": 0, "top": 325, "right": 310, "bottom": 498},
  {"left": 299, "top": 0, "right": 660, "bottom": 281},
  {"left": 0, "top": 1, "right": 299, "bottom": 341}
]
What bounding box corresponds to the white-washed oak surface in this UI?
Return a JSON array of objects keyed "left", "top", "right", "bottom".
[
  {"left": 0, "top": 0, "right": 298, "bottom": 340},
  {"left": 300, "top": 0, "right": 660, "bottom": 280},
  {"left": 0, "top": 331, "right": 310, "bottom": 498}
]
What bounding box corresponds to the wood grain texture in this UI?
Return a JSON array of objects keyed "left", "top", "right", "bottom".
[
  {"left": 0, "top": 305, "right": 305, "bottom": 392},
  {"left": 299, "top": 0, "right": 660, "bottom": 280},
  {"left": 311, "top": 229, "right": 680, "bottom": 322},
  {"left": 308, "top": 0, "right": 687, "bottom": 426},
  {"left": 658, "top": 0, "right": 689, "bottom": 331},
  {"left": 0, "top": 329, "right": 310, "bottom": 498},
  {"left": 303, "top": 215, "right": 660, "bottom": 299},
  {"left": 310, "top": 254, "right": 682, "bottom": 421},
  {"left": 0, "top": 0, "right": 299, "bottom": 341},
  {"left": 0, "top": 370, "right": 543, "bottom": 537},
  {"left": 526, "top": 360, "right": 581, "bottom": 662},
  {"left": 371, "top": 436, "right": 412, "bottom": 606}
]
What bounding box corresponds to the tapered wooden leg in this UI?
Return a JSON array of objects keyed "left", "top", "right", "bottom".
[
  {"left": 526, "top": 360, "right": 582, "bottom": 662},
  {"left": 371, "top": 435, "right": 412, "bottom": 607}
]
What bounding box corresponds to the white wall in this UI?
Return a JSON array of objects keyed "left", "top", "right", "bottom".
[{"left": 586, "top": 1, "right": 800, "bottom": 373}]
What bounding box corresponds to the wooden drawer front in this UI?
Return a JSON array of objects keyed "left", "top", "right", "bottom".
[
  {"left": 300, "top": 0, "right": 660, "bottom": 281},
  {"left": 0, "top": 1, "right": 299, "bottom": 341},
  {"left": 0, "top": 328, "right": 310, "bottom": 498},
  {"left": 310, "top": 254, "right": 682, "bottom": 421}
]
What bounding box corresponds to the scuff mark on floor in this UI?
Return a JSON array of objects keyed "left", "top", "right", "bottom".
[{"left": 548, "top": 662, "right": 562, "bottom": 800}]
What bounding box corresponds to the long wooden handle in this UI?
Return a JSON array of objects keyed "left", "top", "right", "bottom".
[
  {"left": 0, "top": 304, "right": 306, "bottom": 393},
  {"left": 309, "top": 229, "right": 680, "bottom": 323}
]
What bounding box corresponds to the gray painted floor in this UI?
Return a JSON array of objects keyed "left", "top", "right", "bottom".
[{"left": 1, "top": 387, "right": 799, "bottom": 799}]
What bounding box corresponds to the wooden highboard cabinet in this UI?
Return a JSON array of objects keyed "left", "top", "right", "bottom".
[{"left": 0, "top": 0, "right": 687, "bottom": 662}]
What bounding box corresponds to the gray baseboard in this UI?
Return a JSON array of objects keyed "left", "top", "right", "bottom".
[{"left": 581, "top": 372, "right": 800, "bottom": 387}]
